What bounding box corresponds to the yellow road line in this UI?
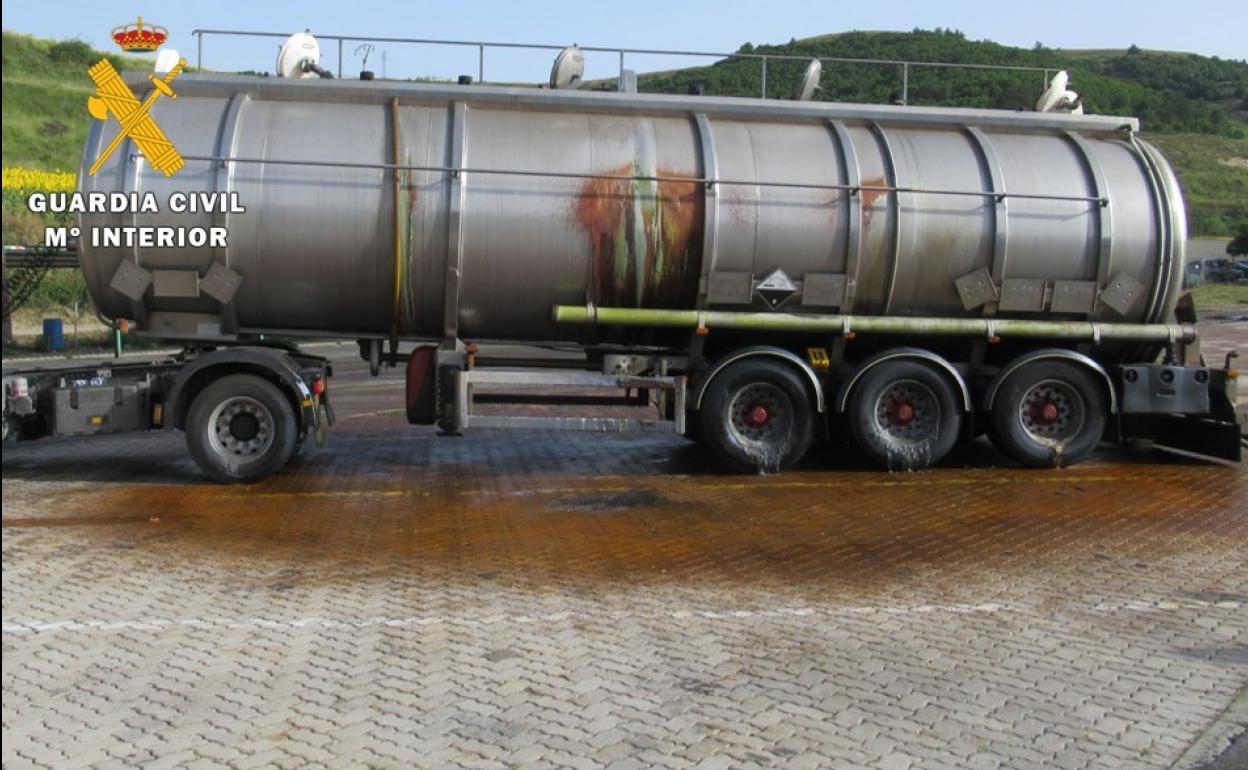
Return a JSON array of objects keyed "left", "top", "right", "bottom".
[
  {"left": 210, "top": 474, "right": 1138, "bottom": 501},
  {"left": 218, "top": 489, "right": 431, "bottom": 500},
  {"left": 482, "top": 474, "right": 1134, "bottom": 497}
]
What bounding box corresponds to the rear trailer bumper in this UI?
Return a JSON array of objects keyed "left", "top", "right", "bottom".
[
  {"left": 1122, "top": 414, "right": 1243, "bottom": 463},
  {"left": 1117, "top": 366, "right": 1242, "bottom": 463}
]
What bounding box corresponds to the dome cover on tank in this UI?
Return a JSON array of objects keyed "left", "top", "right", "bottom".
[
  {"left": 277, "top": 31, "right": 324, "bottom": 79},
  {"left": 549, "top": 46, "right": 585, "bottom": 89}
]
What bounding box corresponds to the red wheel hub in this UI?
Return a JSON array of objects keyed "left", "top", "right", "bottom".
[
  {"left": 1031, "top": 399, "right": 1060, "bottom": 424},
  {"left": 888, "top": 400, "right": 916, "bottom": 426},
  {"left": 746, "top": 404, "right": 771, "bottom": 427},
  {"left": 896, "top": 402, "right": 915, "bottom": 424}
]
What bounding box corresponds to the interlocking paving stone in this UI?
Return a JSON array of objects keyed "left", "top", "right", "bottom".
[{"left": 3, "top": 340, "right": 1246, "bottom": 769}]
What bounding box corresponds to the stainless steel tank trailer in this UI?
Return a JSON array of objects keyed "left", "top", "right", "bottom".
[{"left": 4, "top": 32, "right": 1241, "bottom": 481}]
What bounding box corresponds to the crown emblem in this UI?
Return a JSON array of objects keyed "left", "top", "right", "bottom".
[{"left": 111, "top": 16, "right": 168, "bottom": 52}]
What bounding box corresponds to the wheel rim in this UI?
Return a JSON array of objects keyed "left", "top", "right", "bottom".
[
  {"left": 872, "top": 379, "right": 940, "bottom": 443},
  {"left": 1017, "top": 379, "right": 1085, "bottom": 446},
  {"left": 207, "top": 396, "right": 275, "bottom": 461},
  {"left": 728, "top": 382, "right": 792, "bottom": 446}
]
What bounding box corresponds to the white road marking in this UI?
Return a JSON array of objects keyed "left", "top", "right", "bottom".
[
  {"left": 7, "top": 598, "right": 1240, "bottom": 636},
  {"left": 2, "top": 603, "right": 1013, "bottom": 635}
]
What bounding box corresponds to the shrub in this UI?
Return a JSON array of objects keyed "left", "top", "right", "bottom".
[{"left": 48, "top": 39, "right": 94, "bottom": 66}]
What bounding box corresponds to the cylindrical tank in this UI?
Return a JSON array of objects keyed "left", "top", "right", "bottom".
[
  {"left": 41, "top": 318, "right": 64, "bottom": 352},
  {"left": 79, "top": 74, "right": 1186, "bottom": 344}
]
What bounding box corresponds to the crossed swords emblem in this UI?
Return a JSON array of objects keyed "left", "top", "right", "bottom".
[{"left": 86, "top": 57, "right": 187, "bottom": 177}]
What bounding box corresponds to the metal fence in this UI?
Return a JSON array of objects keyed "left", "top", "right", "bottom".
[{"left": 190, "top": 29, "right": 1057, "bottom": 103}]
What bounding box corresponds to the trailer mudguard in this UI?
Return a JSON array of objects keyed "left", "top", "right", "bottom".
[{"left": 165, "top": 346, "right": 327, "bottom": 434}]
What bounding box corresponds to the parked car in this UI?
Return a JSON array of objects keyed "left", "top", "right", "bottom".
[{"left": 1186, "top": 257, "right": 1246, "bottom": 286}]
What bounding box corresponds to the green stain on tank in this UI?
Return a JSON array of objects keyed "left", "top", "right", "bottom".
[{"left": 575, "top": 153, "right": 703, "bottom": 309}]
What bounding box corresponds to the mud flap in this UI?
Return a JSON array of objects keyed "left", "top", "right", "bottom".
[
  {"left": 1121, "top": 368, "right": 1243, "bottom": 463},
  {"left": 314, "top": 397, "right": 330, "bottom": 447},
  {"left": 1124, "top": 414, "right": 1243, "bottom": 463},
  {"left": 405, "top": 345, "right": 438, "bottom": 424}
]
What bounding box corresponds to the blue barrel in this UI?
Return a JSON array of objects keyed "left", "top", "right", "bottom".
[{"left": 42, "top": 318, "right": 64, "bottom": 351}]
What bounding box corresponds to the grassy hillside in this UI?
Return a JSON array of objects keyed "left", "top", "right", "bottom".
[
  {"left": 2, "top": 28, "right": 1245, "bottom": 236},
  {"left": 1147, "top": 133, "right": 1248, "bottom": 237},
  {"left": 637, "top": 30, "right": 1247, "bottom": 136},
  {"left": 2, "top": 33, "right": 151, "bottom": 169},
  {"left": 632, "top": 30, "right": 1248, "bottom": 236}
]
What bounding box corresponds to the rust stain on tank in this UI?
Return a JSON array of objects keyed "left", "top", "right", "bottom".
[
  {"left": 860, "top": 176, "right": 888, "bottom": 230},
  {"left": 825, "top": 192, "right": 844, "bottom": 223},
  {"left": 575, "top": 164, "right": 703, "bottom": 308}
]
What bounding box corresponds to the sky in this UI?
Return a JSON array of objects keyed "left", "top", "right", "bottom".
[{"left": 2, "top": 0, "right": 1244, "bottom": 84}]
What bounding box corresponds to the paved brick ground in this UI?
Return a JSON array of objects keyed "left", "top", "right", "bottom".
[{"left": 3, "top": 342, "right": 1246, "bottom": 770}]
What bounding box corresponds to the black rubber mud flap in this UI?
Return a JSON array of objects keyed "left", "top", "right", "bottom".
[
  {"left": 1130, "top": 414, "right": 1244, "bottom": 464},
  {"left": 405, "top": 345, "right": 438, "bottom": 425},
  {"left": 1138, "top": 368, "right": 1243, "bottom": 463}
]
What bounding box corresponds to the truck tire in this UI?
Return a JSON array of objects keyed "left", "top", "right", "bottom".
[
  {"left": 698, "top": 359, "right": 814, "bottom": 473},
  {"left": 185, "top": 374, "right": 298, "bottom": 483},
  {"left": 990, "top": 361, "right": 1107, "bottom": 468},
  {"left": 847, "top": 360, "right": 962, "bottom": 470}
]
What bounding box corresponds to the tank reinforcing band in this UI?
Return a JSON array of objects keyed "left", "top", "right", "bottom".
[
  {"left": 828, "top": 119, "right": 861, "bottom": 313},
  {"left": 692, "top": 113, "right": 720, "bottom": 311},
  {"left": 1126, "top": 131, "right": 1172, "bottom": 324},
  {"left": 1063, "top": 130, "right": 1114, "bottom": 319},
  {"left": 871, "top": 122, "right": 902, "bottom": 315},
  {"left": 120, "top": 130, "right": 147, "bottom": 328},
  {"left": 211, "top": 92, "right": 249, "bottom": 332},
  {"left": 389, "top": 96, "right": 403, "bottom": 359},
  {"left": 964, "top": 126, "right": 1008, "bottom": 317},
  {"left": 550, "top": 305, "right": 1196, "bottom": 344},
  {"left": 689, "top": 112, "right": 719, "bottom": 363},
  {"left": 443, "top": 101, "right": 469, "bottom": 348},
  {"left": 1142, "top": 137, "right": 1183, "bottom": 324}
]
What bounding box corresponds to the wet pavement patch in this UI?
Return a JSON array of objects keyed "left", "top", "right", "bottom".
[
  {"left": 4, "top": 456, "right": 1241, "bottom": 601},
  {"left": 545, "top": 489, "right": 669, "bottom": 512}
]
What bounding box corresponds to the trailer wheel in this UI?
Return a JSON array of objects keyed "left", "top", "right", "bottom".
[
  {"left": 990, "top": 361, "right": 1106, "bottom": 468},
  {"left": 186, "top": 374, "right": 297, "bottom": 483},
  {"left": 698, "top": 359, "right": 815, "bottom": 473},
  {"left": 847, "top": 360, "right": 962, "bottom": 470}
]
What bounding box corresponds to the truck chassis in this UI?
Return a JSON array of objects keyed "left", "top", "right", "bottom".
[
  {"left": 3, "top": 343, "right": 333, "bottom": 483},
  {"left": 3, "top": 315, "right": 1240, "bottom": 482}
]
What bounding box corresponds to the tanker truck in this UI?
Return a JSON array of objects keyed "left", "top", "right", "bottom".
[{"left": 3, "top": 41, "right": 1242, "bottom": 482}]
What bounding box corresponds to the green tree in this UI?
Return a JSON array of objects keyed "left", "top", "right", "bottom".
[{"left": 1228, "top": 231, "right": 1248, "bottom": 256}]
